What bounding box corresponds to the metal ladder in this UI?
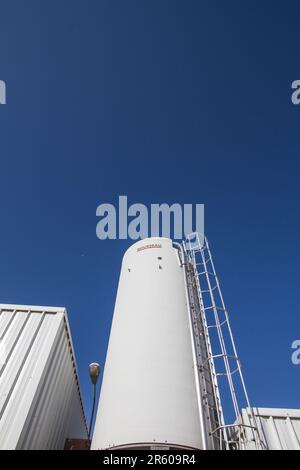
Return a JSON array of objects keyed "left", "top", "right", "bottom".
[
  {"left": 184, "top": 259, "right": 227, "bottom": 449},
  {"left": 183, "top": 233, "right": 263, "bottom": 450}
]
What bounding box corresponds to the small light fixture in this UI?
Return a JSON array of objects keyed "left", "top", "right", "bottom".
[
  {"left": 89, "top": 362, "right": 100, "bottom": 385},
  {"left": 88, "top": 362, "right": 101, "bottom": 444}
]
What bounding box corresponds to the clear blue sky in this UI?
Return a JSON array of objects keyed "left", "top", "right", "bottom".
[{"left": 0, "top": 1, "right": 299, "bottom": 424}]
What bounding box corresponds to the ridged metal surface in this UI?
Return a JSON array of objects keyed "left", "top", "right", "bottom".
[
  {"left": 241, "top": 408, "right": 300, "bottom": 450},
  {"left": 0, "top": 304, "right": 87, "bottom": 449}
]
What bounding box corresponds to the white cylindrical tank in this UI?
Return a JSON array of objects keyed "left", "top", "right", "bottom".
[{"left": 92, "top": 237, "right": 205, "bottom": 450}]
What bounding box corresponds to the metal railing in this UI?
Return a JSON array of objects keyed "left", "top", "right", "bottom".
[{"left": 183, "top": 233, "right": 264, "bottom": 450}]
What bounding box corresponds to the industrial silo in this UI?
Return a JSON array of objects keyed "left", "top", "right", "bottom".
[{"left": 91, "top": 237, "right": 214, "bottom": 450}]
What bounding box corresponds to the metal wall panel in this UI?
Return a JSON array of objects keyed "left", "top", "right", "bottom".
[
  {"left": 241, "top": 408, "right": 300, "bottom": 450},
  {"left": 0, "top": 304, "right": 87, "bottom": 450}
]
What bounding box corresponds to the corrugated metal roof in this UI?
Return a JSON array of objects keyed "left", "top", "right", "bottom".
[
  {"left": 0, "top": 304, "right": 88, "bottom": 449},
  {"left": 241, "top": 407, "right": 300, "bottom": 450}
]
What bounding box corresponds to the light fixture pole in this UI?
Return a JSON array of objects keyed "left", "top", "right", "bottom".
[{"left": 88, "top": 362, "right": 100, "bottom": 444}]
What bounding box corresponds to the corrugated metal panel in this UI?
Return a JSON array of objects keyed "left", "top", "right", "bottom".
[
  {"left": 241, "top": 407, "right": 300, "bottom": 450},
  {"left": 0, "top": 304, "right": 88, "bottom": 449}
]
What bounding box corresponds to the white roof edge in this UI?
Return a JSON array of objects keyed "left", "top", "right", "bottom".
[
  {"left": 244, "top": 407, "right": 300, "bottom": 418},
  {"left": 0, "top": 303, "right": 66, "bottom": 313},
  {"left": 61, "top": 308, "right": 89, "bottom": 435}
]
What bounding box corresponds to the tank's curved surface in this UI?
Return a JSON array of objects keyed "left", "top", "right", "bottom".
[{"left": 91, "top": 237, "right": 204, "bottom": 450}]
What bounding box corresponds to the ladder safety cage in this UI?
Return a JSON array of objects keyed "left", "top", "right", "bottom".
[{"left": 183, "top": 233, "right": 264, "bottom": 450}]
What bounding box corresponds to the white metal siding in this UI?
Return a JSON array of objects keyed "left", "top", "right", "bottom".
[
  {"left": 0, "top": 305, "right": 87, "bottom": 450},
  {"left": 92, "top": 238, "right": 203, "bottom": 450},
  {"left": 241, "top": 408, "right": 300, "bottom": 450}
]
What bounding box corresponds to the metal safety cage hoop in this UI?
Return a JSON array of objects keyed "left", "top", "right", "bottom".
[{"left": 183, "top": 233, "right": 264, "bottom": 450}]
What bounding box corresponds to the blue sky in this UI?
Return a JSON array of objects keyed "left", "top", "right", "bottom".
[{"left": 0, "top": 1, "right": 299, "bottom": 424}]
